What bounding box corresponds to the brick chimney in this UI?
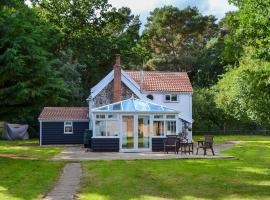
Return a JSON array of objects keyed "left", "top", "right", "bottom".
[{"left": 113, "top": 54, "right": 121, "bottom": 102}]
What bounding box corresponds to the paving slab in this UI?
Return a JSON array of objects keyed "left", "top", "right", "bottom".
[
  {"left": 51, "top": 141, "right": 238, "bottom": 161},
  {"left": 42, "top": 163, "right": 82, "bottom": 200}
]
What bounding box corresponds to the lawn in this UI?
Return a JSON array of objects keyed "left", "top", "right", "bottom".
[
  {"left": 0, "top": 139, "right": 64, "bottom": 200},
  {"left": 193, "top": 134, "right": 270, "bottom": 144},
  {"left": 79, "top": 135, "right": 270, "bottom": 200},
  {"left": 0, "top": 139, "right": 63, "bottom": 159}
]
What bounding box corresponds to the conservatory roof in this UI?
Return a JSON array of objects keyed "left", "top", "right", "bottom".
[{"left": 92, "top": 98, "right": 179, "bottom": 113}]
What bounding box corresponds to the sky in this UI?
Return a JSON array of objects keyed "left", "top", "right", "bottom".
[{"left": 108, "top": 0, "right": 238, "bottom": 31}]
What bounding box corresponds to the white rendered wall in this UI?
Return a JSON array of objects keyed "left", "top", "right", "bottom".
[{"left": 142, "top": 93, "right": 192, "bottom": 121}]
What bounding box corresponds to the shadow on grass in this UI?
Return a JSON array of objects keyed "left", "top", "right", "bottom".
[{"left": 79, "top": 141, "right": 270, "bottom": 200}]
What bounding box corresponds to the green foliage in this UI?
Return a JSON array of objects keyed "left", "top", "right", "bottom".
[
  {"left": 226, "top": 0, "right": 270, "bottom": 60},
  {"left": 142, "top": 6, "right": 217, "bottom": 72},
  {"left": 215, "top": 48, "right": 270, "bottom": 127},
  {"left": 33, "top": 0, "right": 142, "bottom": 89},
  {"left": 57, "top": 49, "right": 86, "bottom": 106},
  {"left": 193, "top": 88, "right": 226, "bottom": 130},
  {"left": 194, "top": 36, "right": 226, "bottom": 87},
  {"left": 0, "top": 1, "right": 68, "bottom": 125},
  {"left": 192, "top": 88, "right": 257, "bottom": 131}
]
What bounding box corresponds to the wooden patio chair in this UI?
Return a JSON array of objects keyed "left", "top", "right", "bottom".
[
  {"left": 164, "top": 135, "right": 179, "bottom": 154},
  {"left": 178, "top": 132, "right": 188, "bottom": 143},
  {"left": 196, "top": 135, "right": 215, "bottom": 156}
]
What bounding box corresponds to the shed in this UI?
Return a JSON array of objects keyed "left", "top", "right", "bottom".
[{"left": 38, "top": 107, "right": 89, "bottom": 145}]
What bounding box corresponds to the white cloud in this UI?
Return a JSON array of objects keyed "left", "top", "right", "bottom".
[
  {"left": 108, "top": 0, "right": 238, "bottom": 31},
  {"left": 203, "top": 0, "right": 238, "bottom": 18}
]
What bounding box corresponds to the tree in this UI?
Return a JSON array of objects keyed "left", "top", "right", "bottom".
[
  {"left": 57, "top": 49, "right": 86, "bottom": 106},
  {"left": 0, "top": 1, "right": 68, "bottom": 125},
  {"left": 225, "top": 0, "right": 270, "bottom": 61},
  {"left": 215, "top": 0, "right": 270, "bottom": 128},
  {"left": 215, "top": 48, "right": 270, "bottom": 127},
  {"left": 33, "top": 0, "right": 142, "bottom": 93},
  {"left": 193, "top": 16, "right": 232, "bottom": 87},
  {"left": 142, "top": 6, "right": 218, "bottom": 72}
]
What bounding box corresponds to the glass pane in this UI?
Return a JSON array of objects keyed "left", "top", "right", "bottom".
[
  {"left": 106, "top": 121, "right": 119, "bottom": 136},
  {"left": 122, "top": 100, "right": 135, "bottom": 111},
  {"left": 95, "top": 121, "right": 106, "bottom": 136},
  {"left": 134, "top": 100, "right": 149, "bottom": 111},
  {"left": 148, "top": 103, "right": 163, "bottom": 111},
  {"left": 166, "top": 115, "right": 176, "bottom": 119},
  {"left": 153, "top": 121, "right": 164, "bottom": 136},
  {"left": 154, "top": 115, "right": 163, "bottom": 119},
  {"left": 108, "top": 114, "right": 118, "bottom": 119},
  {"left": 64, "top": 126, "right": 73, "bottom": 133},
  {"left": 65, "top": 122, "right": 72, "bottom": 126},
  {"left": 96, "top": 114, "right": 106, "bottom": 119},
  {"left": 165, "top": 95, "right": 170, "bottom": 101},
  {"left": 165, "top": 121, "right": 176, "bottom": 135},
  {"left": 113, "top": 103, "right": 121, "bottom": 110},
  {"left": 98, "top": 106, "right": 108, "bottom": 110},
  {"left": 163, "top": 107, "right": 176, "bottom": 112},
  {"left": 171, "top": 94, "right": 178, "bottom": 101},
  {"left": 122, "top": 116, "right": 134, "bottom": 149},
  {"left": 138, "top": 116, "right": 150, "bottom": 148}
]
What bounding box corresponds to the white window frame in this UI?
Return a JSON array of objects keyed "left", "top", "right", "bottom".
[
  {"left": 64, "top": 121, "right": 73, "bottom": 134},
  {"left": 94, "top": 114, "right": 120, "bottom": 137},
  {"left": 164, "top": 94, "right": 179, "bottom": 102},
  {"left": 152, "top": 115, "right": 177, "bottom": 137}
]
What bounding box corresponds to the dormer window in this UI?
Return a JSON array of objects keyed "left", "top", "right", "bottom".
[{"left": 164, "top": 94, "right": 178, "bottom": 102}]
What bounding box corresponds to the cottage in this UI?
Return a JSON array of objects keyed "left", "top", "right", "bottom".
[{"left": 39, "top": 55, "right": 193, "bottom": 152}]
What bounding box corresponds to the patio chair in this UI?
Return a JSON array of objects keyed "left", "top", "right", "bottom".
[
  {"left": 178, "top": 132, "right": 188, "bottom": 143},
  {"left": 164, "top": 135, "right": 179, "bottom": 154},
  {"left": 196, "top": 135, "right": 215, "bottom": 156}
]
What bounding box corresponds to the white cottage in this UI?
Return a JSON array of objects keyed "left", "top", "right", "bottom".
[
  {"left": 88, "top": 55, "right": 193, "bottom": 152},
  {"left": 39, "top": 55, "right": 193, "bottom": 151}
]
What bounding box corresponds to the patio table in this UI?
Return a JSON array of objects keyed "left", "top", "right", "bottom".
[{"left": 179, "top": 142, "right": 194, "bottom": 154}]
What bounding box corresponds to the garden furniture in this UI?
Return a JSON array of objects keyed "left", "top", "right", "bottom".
[
  {"left": 196, "top": 135, "right": 215, "bottom": 155},
  {"left": 164, "top": 135, "right": 179, "bottom": 154},
  {"left": 179, "top": 142, "right": 194, "bottom": 154}
]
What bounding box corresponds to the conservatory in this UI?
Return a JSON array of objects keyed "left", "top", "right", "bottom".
[{"left": 91, "top": 98, "right": 180, "bottom": 152}]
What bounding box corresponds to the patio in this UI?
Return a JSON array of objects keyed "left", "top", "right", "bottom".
[{"left": 50, "top": 141, "right": 237, "bottom": 161}]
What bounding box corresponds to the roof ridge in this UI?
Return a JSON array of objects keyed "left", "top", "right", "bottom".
[{"left": 125, "top": 70, "right": 188, "bottom": 74}]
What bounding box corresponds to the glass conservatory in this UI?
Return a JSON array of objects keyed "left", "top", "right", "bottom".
[{"left": 91, "top": 98, "right": 180, "bottom": 152}]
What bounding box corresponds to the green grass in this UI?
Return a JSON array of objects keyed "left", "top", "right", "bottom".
[
  {"left": 0, "top": 139, "right": 64, "bottom": 200},
  {"left": 193, "top": 134, "right": 270, "bottom": 144},
  {"left": 0, "top": 139, "right": 63, "bottom": 159},
  {"left": 79, "top": 135, "right": 270, "bottom": 200},
  {"left": 0, "top": 158, "right": 64, "bottom": 200}
]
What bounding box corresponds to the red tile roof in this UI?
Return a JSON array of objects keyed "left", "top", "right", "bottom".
[
  {"left": 126, "top": 71, "right": 193, "bottom": 92},
  {"left": 38, "top": 107, "right": 88, "bottom": 121}
]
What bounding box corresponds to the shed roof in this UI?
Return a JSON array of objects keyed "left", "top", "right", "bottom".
[{"left": 38, "top": 107, "right": 88, "bottom": 121}]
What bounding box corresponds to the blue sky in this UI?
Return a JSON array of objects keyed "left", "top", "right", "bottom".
[{"left": 108, "top": 0, "right": 237, "bottom": 31}]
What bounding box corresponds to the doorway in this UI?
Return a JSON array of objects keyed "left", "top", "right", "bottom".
[{"left": 121, "top": 115, "right": 151, "bottom": 152}]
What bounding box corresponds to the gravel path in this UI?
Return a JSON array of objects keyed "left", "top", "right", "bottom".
[{"left": 42, "top": 163, "right": 82, "bottom": 200}]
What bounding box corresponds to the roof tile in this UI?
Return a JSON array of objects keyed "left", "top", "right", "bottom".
[
  {"left": 125, "top": 71, "right": 193, "bottom": 92},
  {"left": 38, "top": 107, "right": 88, "bottom": 120}
]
